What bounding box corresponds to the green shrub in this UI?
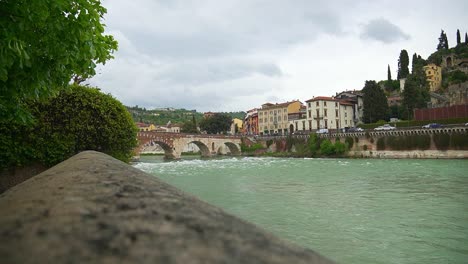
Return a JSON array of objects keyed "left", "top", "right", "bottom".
[
  {"left": 0, "top": 85, "right": 138, "bottom": 168},
  {"left": 240, "top": 143, "right": 264, "bottom": 153},
  {"left": 334, "top": 141, "right": 347, "bottom": 155},
  {"left": 345, "top": 137, "right": 354, "bottom": 149},
  {"left": 320, "top": 139, "right": 335, "bottom": 156},
  {"left": 335, "top": 137, "right": 340, "bottom": 142},
  {"left": 266, "top": 139, "right": 273, "bottom": 148},
  {"left": 308, "top": 133, "right": 321, "bottom": 156}
]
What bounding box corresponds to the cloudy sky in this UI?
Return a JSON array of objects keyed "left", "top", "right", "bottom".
[{"left": 89, "top": 0, "right": 467, "bottom": 112}]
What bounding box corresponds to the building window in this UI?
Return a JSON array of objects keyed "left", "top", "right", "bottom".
[
  {"left": 308, "top": 120, "right": 312, "bottom": 130},
  {"left": 316, "top": 109, "right": 319, "bottom": 117},
  {"left": 308, "top": 103, "right": 311, "bottom": 107},
  {"left": 308, "top": 110, "right": 311, "bottom": 118},
  {"left": 324, "top": 109, "right": 327, "bottom": 117},
  {"left": 345, "top": 112, "right": 347, "bottom": 117},
  {"left": 325, "top": 120, "right": 328, "bottom": 128},
  {"left": 284, "top": 115, "right": 287, "bottom": 120},
  {"left": 316, "top": 101, "right": 319, "bottom": 106},
  {"left": 302, "top": 121, "right": 305, "bottom": 130},
  {"left": 324, "top": 101, "right": 327, "bottom": 107},
  {"left": 270, "top": 117, "right": 273, "bottom": 122},
  {"left": 345, "top": 120, "right": 348, "bottom": 124},
  {"left": 335, "top": 102, "right": 338, "bottom": 107},
  {"left": 278, "top": 116, "right": 282, "bottom": 121},
  {"left": 284, "top": 109, "right": 287, "bottom": 113},
  {"left": 335, "top": 109, "right": 338, "bottom": 117}
]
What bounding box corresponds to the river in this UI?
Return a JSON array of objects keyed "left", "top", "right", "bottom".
[{"left": 134, "top": 156, "right": 468, "bottom": 264}]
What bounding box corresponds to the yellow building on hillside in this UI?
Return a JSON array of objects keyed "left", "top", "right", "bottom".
[{"left": 423, "top": 63, "right": 442, "bottom": 92}]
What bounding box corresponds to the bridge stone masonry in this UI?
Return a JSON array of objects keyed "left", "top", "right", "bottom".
[{"left": 137, "top": 132, "right": 243, "bottom": 159}]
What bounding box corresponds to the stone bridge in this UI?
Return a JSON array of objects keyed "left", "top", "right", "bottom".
[{"left": 137, "top": 132, "right": 243, "bottom": 159}]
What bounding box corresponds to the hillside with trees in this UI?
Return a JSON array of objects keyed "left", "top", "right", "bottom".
[{"left": 127, "top": 106, "right": 245, "bottom": 126}]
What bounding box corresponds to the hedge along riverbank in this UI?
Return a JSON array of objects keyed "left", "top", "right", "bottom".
[
  {"left": 376, "top": 133, "right": 468, "bottom": 151},
  {"left": 0, "top": 85, "right": 138, "bottom": 169},
  {"left": 359, "top": 117, "right": 468, "bottom": 129}
]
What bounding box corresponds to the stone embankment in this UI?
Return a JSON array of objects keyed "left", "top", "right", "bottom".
[{"left": 0, "top": 151, "right": 333, "bottom": 264}]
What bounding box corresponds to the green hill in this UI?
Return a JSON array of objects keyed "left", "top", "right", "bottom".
[{"left": 126, "top": 106, "right": 245, "bottom": 125}]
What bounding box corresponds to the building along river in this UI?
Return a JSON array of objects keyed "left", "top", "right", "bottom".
[{"left": 134, "top": 156, "right": 468, "bottom": 264}]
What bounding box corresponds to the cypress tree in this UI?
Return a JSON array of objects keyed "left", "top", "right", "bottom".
[
  {"left": 437, "top": 30, "right": 445, "bottom": 50},
  {"left": 397, "top": 50, "right": 410, "bottom": 80},
  {"left": 443, "top": 31, "right": 449, "bottom": 49},
  {"left": 465, "top": 32, "right": 468, "bottom": 44},
  {"left": 457, "top": 29, "right": 461, "bottom": 45},
  {"left": 362, "top": 80, "right": 389, "bottom": 123},
  {"left": 387, "top": 64, "right": 392, "bottom": 81}
]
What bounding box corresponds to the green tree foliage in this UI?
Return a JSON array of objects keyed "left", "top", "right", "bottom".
[
  {"left": 465, "top": 33, "right": 468, "bottom": 44},
  {"left": 345, "top": 136, "right": 354, "bottom": 149},
  {"left": 334, "top": 141, "right": 347, "bottom": 155},
  {"left": 457, "top": 29, "right": 461, "bottom": 46},
  {"left": 199, "top": 113, "right": 232, "bottom": 134},
  {"left": 0, "top": 0, "right": 118, "bottom": 122},
  {"left": 397, "top": 50, "right": 410, "bottom": 80},
  {"left": 401, "top": 68, "right": 430, "bottom": 119},
  {"left": 362, "top": 80, "right": 389, "bottom": 123},
  {"left": 411, "top": 53, "right": 426, "bottom": 74},
  {"left": 0, "top": 85, "right": 137, "bottom": 168},
  {"left": 319, "top": 139, "right": 335, "bottom": 156},
  {"left": 181, "top": 115, "right": 199, "bottom": 133},
  {"left": 437, "top": 30, "right": 449, "bottom": 50},
  {"left": 307, "top": 133, "right": 321, "bottom": 156},
  {"left": 387, "top": 64, "right": 392, "bottom": 81}
]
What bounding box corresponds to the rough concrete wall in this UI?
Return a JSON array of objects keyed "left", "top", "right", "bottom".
[{"left": 0, "top": 151, "right": 333, "bottom": 264}]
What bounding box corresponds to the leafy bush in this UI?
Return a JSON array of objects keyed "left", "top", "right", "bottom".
[
  {"left": 345, "top": 137, "right": 354, "bottom": 149},
  {"left": 308, "top": 133, "right": 321, "bottom": 156},
  {"left": 334, "top": 141, "right": 347, "bottom": 155},
  {"left": 320, "top": 139, "right": 335, "bottom": 156},
  {"left": 240, "top": 143, "right": 264, "bottom": 153},
  {"left": 266, "top": 139, "right": 273, "bottom": 148},
  {"left": 1, "top": 85, "right": 137, "bottom": 168}
]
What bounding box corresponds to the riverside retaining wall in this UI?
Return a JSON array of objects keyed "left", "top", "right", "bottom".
[{"left": 0, "top": 151, "right": 333, "bottom": 264}]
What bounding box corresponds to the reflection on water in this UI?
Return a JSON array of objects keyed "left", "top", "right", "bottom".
[{"left": 135, "top": 156, "right": 468, "bottom": 264}]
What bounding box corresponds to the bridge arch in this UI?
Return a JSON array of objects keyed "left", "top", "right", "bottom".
[
  {"left": 223, "top": 142, "right": 241, "bottom": 156},
  {"left": 145, "top": 140, "right": 177, "bottom": 159},
  {"left": 188, "top": 141, "right": 211, "bottom": 157}
]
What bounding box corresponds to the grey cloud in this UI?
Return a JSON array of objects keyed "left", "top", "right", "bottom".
[
  {"left": 105, "top": 0, "right": 350, "bottom": 59},
  {"left": 360, "top": 18, "right": 410, "bottom": 43}
]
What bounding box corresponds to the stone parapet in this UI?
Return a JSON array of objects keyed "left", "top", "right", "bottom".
[{"left": 0, "top": 151, "right": 333, "bottom": 264}]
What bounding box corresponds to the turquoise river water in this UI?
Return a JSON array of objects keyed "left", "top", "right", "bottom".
[{"left": 134, "top": 156, "right": 468, "bottom": 264}]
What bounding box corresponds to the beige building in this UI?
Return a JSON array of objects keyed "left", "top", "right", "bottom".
[
  {"left": 423, "top": 63, "right": 442, "bottom": 92},
  {"left": 258, "top": 101, "right": 302, "bottom": 135},
  {"left": 230, "top": 118, "right": 243, "bottom": 135},
  {"left": 303, "top": 96, "right": 355, "bottom": 131}
]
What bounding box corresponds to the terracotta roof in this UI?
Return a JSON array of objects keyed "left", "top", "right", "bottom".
[
  {"left": 136, "top": 122, "right": 149, "bottom": 127},
  {"left": 305, "top": 96, "right": 336, "bottom": 102},
  {"left": 261, "top": 101, "right": 300, "bottom": 109}
]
